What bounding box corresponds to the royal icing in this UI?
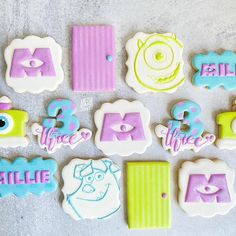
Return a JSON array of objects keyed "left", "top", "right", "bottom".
[
  {"left": 0, "top": 96, "right": 28, "bottom": 148},
  {"left": 4, "top": 35, "right": 63, "bottom": 93},
  {"left": 32, "top": 98, "right": 92, "bottom": 153},
  {"left": 0, "top": 157, "right": 58, "bottom": 197},
  {"left": 72, "top": 25, "right": 115, "bottom": 92},
  {"left": 125, "top": 32, "right": 185, "bottom": 93},
  {"left": 193, "top": 51, "right": 236, "bottom": 90},
  {"left": 179, "top": 159, "right": 236, "bottom": 217},
  {"left": 155, "top": 100, "right": 215, "bottom": 155},
  {"left": 94, "top": 99, "right": 152, "bottom": 156},
  {"left": 62, "top": 158, "right": 121, "bottom": 220},
  {"left": 127, "top": 162, "right": 171, "bottom": 229},
  {"left": 216, "top": 99, "right": 236, "bottom": 149}
]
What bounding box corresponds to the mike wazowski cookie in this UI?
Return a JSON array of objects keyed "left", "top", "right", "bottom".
[
  {"left": 179, "top": 158, "right": 236, "bottom": 217},
  {"left": 155, "top": 100, "right": 215, "bottom": 155},
  {"left": 126, "top": 32, "right": 185, "bottom": 93},
  {"left": 62, "top": 157, "right": 121, "bottom": 220}
]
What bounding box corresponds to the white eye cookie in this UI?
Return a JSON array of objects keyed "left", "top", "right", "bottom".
[
  {"left": 126, "top": 32, "right": 185, "bottom": 93},
  {"left": 4, "top": 35, "right": 64, "bottom": 94},
  {"left": 179, "top": 159, "right": 236, "bottom": 217},
  {"left": 62, "top": 158, "right": 121, "bottom": 220},
  {"left": 94, "top": 99, "right": 152, "bottom": 156}
]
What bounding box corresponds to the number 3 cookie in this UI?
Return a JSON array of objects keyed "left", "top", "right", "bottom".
[
  {"left": 126, "top": 32, "right": 185, "bottom": 93},
  {"left": 32, "top": 98, "right": 92, "bottom": 153},
  {"left": 155, "top": 100, "right": 215, "bottom": 155}
]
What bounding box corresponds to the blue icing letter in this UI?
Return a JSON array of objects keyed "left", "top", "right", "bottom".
[
  {"left": 0, "top": 157, "right": 58, "bottom": 197},
  {"left": 193, "top": 51, "right": 236, "bottom": 90}
]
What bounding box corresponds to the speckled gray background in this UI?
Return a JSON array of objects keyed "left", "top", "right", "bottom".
[{"left": 0, "top": 0, "right": 236, "bottom": 235}]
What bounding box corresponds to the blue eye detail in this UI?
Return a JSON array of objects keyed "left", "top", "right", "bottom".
[
  {"left": 21, "top": 59, "right": 44, "bottom": 68},
  {"left": 0, "top": 114, "right": 14, "bottom": 134},
  {"left": 85, "top": 175, "right": 94, "bottom": 183},
  {"left": 94, "top": 172, "right": 104, "bottom": 181}
]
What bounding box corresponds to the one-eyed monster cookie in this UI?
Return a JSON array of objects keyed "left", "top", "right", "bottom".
[
  {"left": 179, "top": 159, "right": 236, "bottom": 217},
  {"left": 62, "top": 158, "right": 121, "bottom": 220},
  {"left": 126, "top": 32, "right": 185, "bottom": 93}
]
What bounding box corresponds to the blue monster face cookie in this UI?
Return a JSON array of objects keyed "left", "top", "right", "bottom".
[{"left": 192, "top": 51, "right": 236, "bottom": 90}]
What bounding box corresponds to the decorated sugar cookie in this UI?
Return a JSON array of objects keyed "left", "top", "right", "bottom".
[
  {"left": 127, "top": 161, "right": 171, "bottom": 229},
  {"left": 94, "top": 99, "right": 152, "bottom": 156},
  {"left": 72, "top": 25, "right": 115, "bottom": 92},
  {"left": 125, "top": 32, "right": 185, "bottom": 93},
  {"left": 62, "top": 158, "right": 121, "bottom": 220},
  {"left": 32, "top": 98, "right": 92, "bottom": 153},
  {"left": 0, "top": 157, "right": 58, "bottom": 198},
  {"left": 0, "top": 96, "right": 28, "bottom": 147},
  {"left": 216, "top": 99, "right": 236, "bottom": 149},
  {"left": 4, "top": 35, "right": 63, "bottom": 93},
  {"left": 179, "top": 159, "right": 236, "bottom": 217},
  {"left": 155, "top": 100, "right": 215, "bottom": 155},
  {"left": 193, "top": 51, "right": 236, "bottom": 90}
]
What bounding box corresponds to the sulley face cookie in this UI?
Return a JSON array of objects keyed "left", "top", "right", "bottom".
[
  {"left": 0, "top": 96, "right": 28, "bottom": 148},
  {"left": 4, "top": 35, "right": 63, "bottom": 93},
  {"left": 216, "top": 99, "right": 236, "bottom": 149},
  {"left": 62, "top": 158, "right": 121, "bottom": 220},
  {"left": 32, "top": 98, "right": 92, "bottom": 153},
  {"left": 94, "top": 99, "right": 152, "bottom": 156},
  {"left": 0, "top": 157, "right": 58, "bottom": 198},
  {"left": 126, "top": 32, "right": 185, "bottom": 93},
  {"left": 179, "top": 159, "right": 236, "bottom": 217},
  {"left": 155, "top": 100, "right": 215, "bottom": 155},
  {"left": 193, "top": 51, "right": 236, "bottom": 90}
]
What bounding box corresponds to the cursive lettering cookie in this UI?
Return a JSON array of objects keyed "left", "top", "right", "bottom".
[
  {"left": 179, "top": 159, "right": 236, "bottom": 217},
  {"left": 62, "top": 158, "right": 121, "bottom": 220},
  {"left": 4, "top": 35, "right": 63, "bottom": 93},
  {"left": 193, "top": 51, "right": 236, "bottom": 90},
  {"left": 94, "top": 99, "right": 152, "bottom": 156},
  {"left": 0, "top": 157, "right": 58, "bottom": 197},
  {"left": 32, "top": 98, "right": 92, "bottom": 153},
  {"left": 0, "top": 96, "right": 28, "bottom": 148},
  {"left": 155, "top": 100, "right": 215, "bottom": 155},
  {"left": 126, "top": 32, "right": 185, "bottom": 93}
]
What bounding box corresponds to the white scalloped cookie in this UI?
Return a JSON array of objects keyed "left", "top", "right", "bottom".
[
  {"left": 4, "top": 35, "right": 64, "bottom": 93},
  {"left": 126, "top": 32, "right": 185, "bottom": 93},
  {"left": 179, "top": 159, "right": 236, "bottom": 217}
]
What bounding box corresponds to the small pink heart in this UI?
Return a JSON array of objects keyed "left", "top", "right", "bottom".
[{"left": 81, "top": 132, "right": 90, "bottom": 140}]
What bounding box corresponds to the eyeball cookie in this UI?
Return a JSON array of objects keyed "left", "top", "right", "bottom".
[
  {"left": 62, "top": 158, "right": 121, "bottom": 220},
  {"left": 4, "top": 35, "right": 63, "bottom": 93},
  {"left": 94, "top": 99, "right": 152, "bottom": 156},
  {"left": 179, "top": 159, "right": 236, "bottom": 217},
  {"left": 126, "top": 32, "right": 185, "bottom": 93},
  {"left": 32, "top": 98, "right": 92, "bottom": 153},
  {"left": 0, "top": 96, "right": 28, "bottom": 148},
  {"left": 155, "top": 100, "right": 215, "bottom": 155}
]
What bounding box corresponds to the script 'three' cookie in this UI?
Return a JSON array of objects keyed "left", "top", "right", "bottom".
[
  {"left": 127, "top": 161, "right": 171, "bottom": 229},
  {"left": 155, "top": 100, "right": 215, "bottom": 155},
  {"left": 62, "top": 158, "right": 121, "bottom": 220},
  {"left": 94, "top": 99, "right": 152, "bottom": 156},
  {"left": 126, "top": 32, "right": 185, "bottom": 93},
  {"left": 4, "top": 35, "right": 63, "bottom": 94},
  {"left": 179, "top": 159, "right": 236, "bottom": 217}
]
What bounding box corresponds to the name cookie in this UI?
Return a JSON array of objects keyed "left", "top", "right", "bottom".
[
  {"left": 216, "top": 99, "right": 236, "bottom": 149},
  {"left": 179, "top": 159, "right": 236, "bottom": 217},
  {"left": 4, "top": 35, "right": 63, "bottom": 93},
  {"left": 0, "top": 96, "right": 28, "bottom": 148},
  {"left": 193, "top": 51, "right": 236, "bottom": 90},
  {"left": 126, "top": 32, "right": 185, "bottom": 93},
  {"left": 155, "top": 100, "right": 215, "bottom": 155},
  {"left": 32, "top": 98, "right": 92, "bottom": 153},
  {"left": 0, "top": 157, "right": 58, "bottom": 197},
  {"left": 62, "top": 158, "right": 121, "bottom": 220},
  {"left": 94, "top": 99, "right": 152, "bottom": 156}
]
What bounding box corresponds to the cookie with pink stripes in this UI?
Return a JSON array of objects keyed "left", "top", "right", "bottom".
[
  {"left": 72, "top": 25, "right": 115, "bottom": 92},
  {"left": 155, "top": 100, "right": 215, "bottom": 155}
]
